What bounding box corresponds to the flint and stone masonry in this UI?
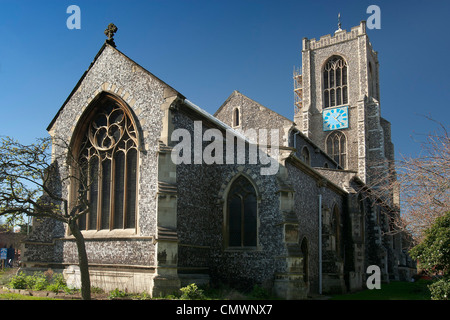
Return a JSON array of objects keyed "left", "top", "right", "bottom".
[{"left": 21, "top": 22, "right": 415, "bottom": 299}]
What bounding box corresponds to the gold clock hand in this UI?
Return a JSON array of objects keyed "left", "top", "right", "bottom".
[{"left": 333, "top": 116, "right": 343, "bottom": 124}]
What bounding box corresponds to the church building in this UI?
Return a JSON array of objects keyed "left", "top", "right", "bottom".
[{"left": 22, "top": 21, "right": 415, "bottom": 299}]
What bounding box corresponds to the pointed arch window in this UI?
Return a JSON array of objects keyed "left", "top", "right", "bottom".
[
  {"left": 326, "top": 131, "right": 347, "bottom": 169},
  {"left": 75, "top": 94, "right": 138, "bottom": 231},
  {"left": 226, "top": 175, "right": 258, "bottom": 248},
  {"left": 323, "top": 56, "right": 348, "bottom": 108}
]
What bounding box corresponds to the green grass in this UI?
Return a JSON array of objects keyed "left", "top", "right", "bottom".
[
  {"left": 0, "top": 292, "right": 63, "bottom": 300},
  {"left": 0, "top": 268, "right": 432, "bottom": 300},
  {"left": 331, "top": 280, "right": 432, "bottom": 300}
]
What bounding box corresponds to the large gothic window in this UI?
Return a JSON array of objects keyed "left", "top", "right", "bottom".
[
  {"left": 323, "top": 56, "right": 348, "bottom": 108},
  {"left": 326, "top": 131, "right": 347, "bottom": 169},
  {"left": 226, "top": 175, "right": 258, "bottom": 248},
  {"left": 76, "top": 94, "right": 138, "bottom": 231}
]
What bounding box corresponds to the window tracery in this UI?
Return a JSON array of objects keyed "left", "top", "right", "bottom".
[
  {"left": 323, "top": 56, "right": 348, "bottom": 108},
  {"left": 326, "top": 131, "right": 347, "bottom": 169},
  {"left": 226, "top": 175, "right": 258, "bottom": 248},
  {"left": 76, "top": 95, "right": 138, "bottom": 231}
]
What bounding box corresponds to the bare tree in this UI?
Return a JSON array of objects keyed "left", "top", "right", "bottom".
[
  {"left": 0, "top": 136, "right": 92, "bottom": 300},
  {"left": 364, "top": 119, "right": 449, "bottom": 242}
]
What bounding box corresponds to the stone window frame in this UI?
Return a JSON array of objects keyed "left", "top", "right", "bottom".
[
  {"left": 322, "top": 55, "right": 348, "bottom": 109},
  {"left": 69, "top": 92, "right": 140, "bottom": 236},
  {"left": 222, "top": 173, "right": 260, "bottom": 251},
  {"left": 325, "top": 130, "right": 347, "bottom": 169}
]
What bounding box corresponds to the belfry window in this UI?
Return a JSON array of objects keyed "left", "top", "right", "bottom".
[
  {"left": 323, "top": 56, "right": 348, "bottom": 108},
  {"left": 326, "top": 131, "right": 347, "bottom": 169},
  {"left": 75, "top": 94, "right": 138, "bottom": 231},
  {"left": 226, "top": 175, "right": 258, "bottom": 247}
]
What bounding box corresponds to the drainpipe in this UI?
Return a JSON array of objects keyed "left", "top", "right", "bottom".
[{"left": 318, "top": 194, "right": 322, "bottom": 295}]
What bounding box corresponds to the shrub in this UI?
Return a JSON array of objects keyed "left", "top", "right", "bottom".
[
  {"left": 180, "top": 283, "right": 206, "bottom": 300},
  {"left": 8, "top": 272, "right": 46, "bottom": 290},
  {"left": 428, "top": 277, "right": 450, "bottom": 300},
  {"left": 109, "top": 288, "right": 128, "bottom": 299},
  {"left": 52, "top": 273, "right": 67, "bottom": 287},
  {"left": 91, "top": 286, "right": 104, "bottom": 294},
  {"left": 8, "top": 271, "right": 69, "bottom": 293},
  {"left": 8, "top": 272, "right": 28, "bottom": 289},
  {"left": 409, "top": 212, "right": 450, "bottom": 274},
  {"left": 46, "top": 274, "right": 67, "bottom": 293},
  {"left": 32, "top": 273, "right": 49, "bottom": 291}
]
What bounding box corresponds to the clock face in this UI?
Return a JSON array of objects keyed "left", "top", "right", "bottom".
[{"left": 323, "top": 106, "right": 349, "bottom": 131}]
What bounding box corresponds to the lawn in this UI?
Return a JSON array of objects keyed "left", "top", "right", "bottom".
[
  {"left": 0, "top": 268, "right": 433, "bottom": 300},
  {"left": 331, "top": 280, "right": 432, "bottom": 300}
]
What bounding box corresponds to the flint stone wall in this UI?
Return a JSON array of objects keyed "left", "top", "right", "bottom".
[
  {"left": 25, "top": 44, "right": 167, "bottom": 268},
  {"left": 172, "top": 106, "right": 286, "bottom": 289}
]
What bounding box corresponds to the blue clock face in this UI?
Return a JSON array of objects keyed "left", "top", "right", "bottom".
[{"left": 323, "top": 106, "right": 349, "bottom": 131}]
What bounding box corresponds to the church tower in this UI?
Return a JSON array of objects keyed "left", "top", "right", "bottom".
[{"left": 294, "top": 20, "right": 394, "bottom": 186}]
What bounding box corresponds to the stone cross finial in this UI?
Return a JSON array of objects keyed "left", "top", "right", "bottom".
[{"left": 104, "top": 23, "right": 118, "bottom": 47}]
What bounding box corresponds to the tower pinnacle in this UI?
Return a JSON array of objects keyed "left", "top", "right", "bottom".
[{"left": 336, "top": 13, "right": 343, "bottom": 33}]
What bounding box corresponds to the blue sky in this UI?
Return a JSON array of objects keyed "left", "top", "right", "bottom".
[{"left": 0, "top": 0, "right": 449, "bottom": 159}]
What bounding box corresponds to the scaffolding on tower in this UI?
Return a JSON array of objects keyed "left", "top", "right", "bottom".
[{"left": 293, "top": 66, "right": 303, "bottom": 114}]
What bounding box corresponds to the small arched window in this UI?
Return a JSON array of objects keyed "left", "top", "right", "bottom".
[
  {"left": 323, "top": 56, "right": 348, "bottom": 108},
  {"left": 326, "top": 131, "right": 346, "bottom": 169},
  {"left": 226, "top": 175, "right": 257, "bottom": 247},
  {"left": 301, "top": 146, "right": 310, "bottom": 165},
  {"left": 75, "top": 94, "right": 138, "bottom": 231},
  {"left": 232, "top": 107, "right": 240, "bottom": 127}
]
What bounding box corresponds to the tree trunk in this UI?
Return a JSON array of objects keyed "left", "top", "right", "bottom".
[{"left": 68, "top": 220, "right": 91, "bottom": 300}]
